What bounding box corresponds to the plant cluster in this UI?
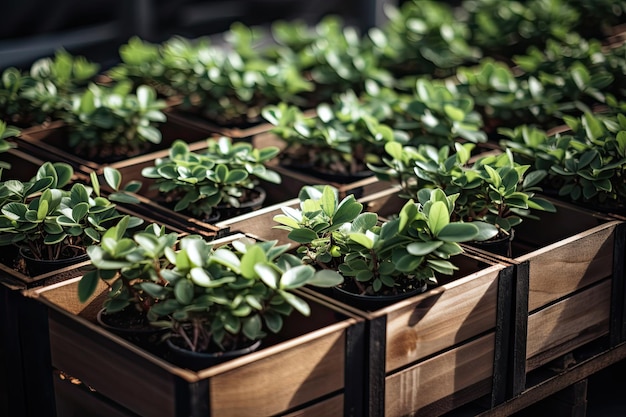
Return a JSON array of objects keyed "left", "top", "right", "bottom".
[
  {"left": 0, "top": 49, "right": 100, "bottom": 127},
  {"left": 500, "top": 108, "right": 626, "bottom": 210},
  {"left": 141, "top": 137, "right": 281, "bottom": 219},
  {"left": 0, "top": 163, "right": 143, "bottom": 262},
  {"left": 370, "top": 141, "right": 556, "bottom": 238},
  {"left": 79, "top": 230, "right": 342, "bottom": 353},
  {"left": 63, "top": 82, "right": 167, "bottom": 159},
  {"left": 273, "top": 185, "right": 481, "bottom": 296}
]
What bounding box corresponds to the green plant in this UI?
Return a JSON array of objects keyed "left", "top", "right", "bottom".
[
  {"left": 141, "top": 137, "right": 281, "bottom": 219},
  {"left": 462, "top": 0, "right": 580, "bottom": 60},
  {"left": 109, "top": 28, "right": 313, "bottom": 126},
  {"left": 0, "top": 163, "right": 143, "bottom": 262},
  {"left": 262, "top": 88, "right": 402, "bottom": 177},
  {"left": 273, "top": 185, "right": 480, "bottom": 296},
  {"left": 395, "top": 77, "right": 488, "bottom": 145},
  {"left": 370, "top": 141, "right": 556, "bottom": 239},
  {"left": 367, "top": 0, "right": 481, "bottom": 77},
  {"left": 0, "top": 49, "right": 100, "bottom": 127},
  {"left": 0, "top": 121, "right": 18, "bottom": 172},
  {"left": 500, "top": 109, "right": 626, "bottom": 209},
  {"left": 63, "top": 81, "right": 167, "bottom": 159},
  {"left": 80, "top": 231, "right": 342, "bottom": 353},
  {"left": 268, "top": 16, "right": 394, "bottom": 103}
]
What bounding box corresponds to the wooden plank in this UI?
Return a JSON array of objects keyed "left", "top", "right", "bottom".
[
  {"left": 516, "top": 222, "right": 617, "bottom": 311},
  {"left": 48, "top": 310, "right": 180, "bottom": 417},
  {"left": 31, "top": 273, "right": 360, "bottom": 417},
  {"left": 384, "top": 333, "right": 495, "bottom": 417},
  {"left": 383, "top": 265, "right": 502, "bottom": 372},
  {"left": 526, "top": 279, "right": 612, "bottom": 371},
  {"left": 210, "top": 332, "right": 345, "bottom": 416},
  {"left": 280, "top": 394, "right": 344, "bottom": 417},
  {"left": 476, "top": 341, "right": 626, "bottom": 417}
]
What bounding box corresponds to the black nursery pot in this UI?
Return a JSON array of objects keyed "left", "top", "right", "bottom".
[
  {"left": 19, "top": 248, "right": 89, "bottom": 277},
  {"left": 166, "top": 338, "right": 262, "bottom": 370},
  {"left": 97, "top": 308, "right": 168, "bottom": 351},
  {"left": 466, "top": 230, "right": 514, "bottom": 258},
  {"left": 331, "top": 282, "right": 428, "bottom": 312}
]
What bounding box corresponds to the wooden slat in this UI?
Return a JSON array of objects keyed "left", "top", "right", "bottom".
[
  {"left": 385, "top": 333, "right": 495, "bottom": 417},
  {"left": 280, "top": 394, "right": 343, "bottom": 417},
  {"left": 48, "top": 311, "right": 179, "bottom": 417},
  {"left": 384, "top": 265, "right": 502, "bottom": 372},
  {"left": 517, "top": 222, "right": 617, "bottom": 311},
  {"left": 210, "top": 332, "right": 345, "bottom": 416},
  {"left": 526, "top": 279, "right": 612, "bottom": 371}
]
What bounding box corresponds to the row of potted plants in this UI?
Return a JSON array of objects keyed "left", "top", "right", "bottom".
[{"left": 0, "top": 1, "right": 625, "bottom": 416}]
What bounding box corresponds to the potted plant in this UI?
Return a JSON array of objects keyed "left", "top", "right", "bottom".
[
  {"left": 266, "top": 15, "right": 394, "bottom": 105},
  {"left": 366, "top": 0, "right": 482, "bottom": 78},
  {"left": 140, "top": 136, "right": 282, "bottom": 222},
  {"left": 0, "top": 162, "right": 143, "bottom": 275},
  {"left": 261, "top": 88, "right": 401, "bottom": 182},
  {"left": 0, "top": 49, "right": 100, "bottom": 128},
  {"left": 0, "top": 121, "right": 18, "bottom": 171},
  {"left": 273, "top": 184, "right": 481, "bottom": 308},
  {"left": 500, "top": 108, "right": 626, "bottom": 215},
  {"left": 109, "top": 26, "right": 314, "bottom": 130},
  {"left": 79, "top": 228, "right": 343, "bottom": 368},
  {"left": 369, "top": 141, "right": 557, "bottom": 255},
  {"left": 62, "top": 81, "right": 168, "bottom": 161}
]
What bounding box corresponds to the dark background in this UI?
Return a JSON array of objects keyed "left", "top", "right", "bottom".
[{"left": 0, "top": 0, "right": 399, "bottom": 70}]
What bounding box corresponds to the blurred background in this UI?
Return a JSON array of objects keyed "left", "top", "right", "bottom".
[{"left": 1, "top": 0, "right": 405, "bottom": 70}]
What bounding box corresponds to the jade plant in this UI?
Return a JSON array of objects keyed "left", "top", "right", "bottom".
[
  {"left": 141, "top": 137, "right": 281, "bottom": 220},
  {"left": 0, "top": 163, "right": 143, "bottom": 267},
  {"left": 80, "top": 230, "right": 343, "bottom": 354},
  {"left": 267, "top": 16, "right": 394, "bottom": 104},
  {"left": 370, "top": 141, "right": 557, "bottom": 243},
  {"left": 395, "top": 77, "right": 488, "bottom": 146},
  {"left": 262, "top": 88, "right": 403, "bottom": 178},
  {"left": 109, "top": 27, "right": 313, "bottom": 126},
  {"left": 0, "top": 121, "right": 18, "bottom": 172},
  {"left": 0, "top": 49, "right": 100, "bottom": 127},
  {"left": 367, "top": 0, "right": 481, "bottom": 78},
  {"left": 273, "top": 185, "right": 480, "bottom": 296},
  {"left": 462, "top": 0, "right": 580, "bottom": 60},
  {"left": 500, "top": 109, "right": 626, "bottom": 211},
  {"left": 63, "top": 81, "right": 167, "bottom": 160}
]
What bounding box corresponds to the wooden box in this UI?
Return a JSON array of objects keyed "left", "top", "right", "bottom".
[
  {"left": 14, "top": 111, "right": 221, "bottom": 172},
  {"left": 28, "top": 268, "right": 366, "bottom": 417},
  {"left": 362, "top": 187, "right": 626, "bottom": 398},
  {"left": 251, "top": 131, "right": 393, "bottom": 206},
  {"left": 211, "top": 199, "right": 520, "bottom": 416}
]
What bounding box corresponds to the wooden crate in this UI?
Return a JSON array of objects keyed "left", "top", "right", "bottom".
[
  {"left": 14, "top": 111, "right": 221, "bottom": 172},
  {"left": 361, "top": 187, "right": 626, "bottom": 399},
  {"left": 304, "top": 251, "right": 518, "bottom": 417},
  {"left": 216, "top": 188, "right": 525, "bottom": 415},
  {"left": 27, "top": 272, "right": 366, "bottom": 417},
  {"left": 251, "top": 131, "right": 393, "bottom": 206}
]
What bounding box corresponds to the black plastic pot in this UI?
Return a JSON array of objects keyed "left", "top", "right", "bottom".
[
  {"left": 166, "top": 338, "right": 262, "bottom": 370},
  {"left": 331, "top": 282, "right": 428, "bottom": 312},
  {"left": 467, "top": 230, "right": 514, "bottom": 258},
  {"left": 97, "top": 308, "right": 168, "bottom": 351},
  {"left": 19, "top": 247, "right": 89, "bottom": 277}
]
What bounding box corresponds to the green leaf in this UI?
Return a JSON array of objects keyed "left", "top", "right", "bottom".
[
  {"left": 426, "top": 200, "right": 449, "bottom": 235},
  {"left": 174, "top": 279, "right": 194, "bottom": 305},
  {"left": 104, "top": 167, "right": 122, "bottom": 191},
  {"left": 279, "top": 290, "right": 310, "bottom": 316},
  {"left": 77, "top": 270, "right": 100, "bottom": 303},
  {"left": 407, "top": 241, "right": 444, "bottom": 256},
  {"left": 241, "top": 245, "right": 266, "bottom": 279},
  {"left": 437, "top": 222, "right": 479, "bottom": 242},
  {"left": 308, "top": 269, "right": 343, "bottom": 287},
  {"left": 280, "top": 265, "right": 314, "bottom": 289}
]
